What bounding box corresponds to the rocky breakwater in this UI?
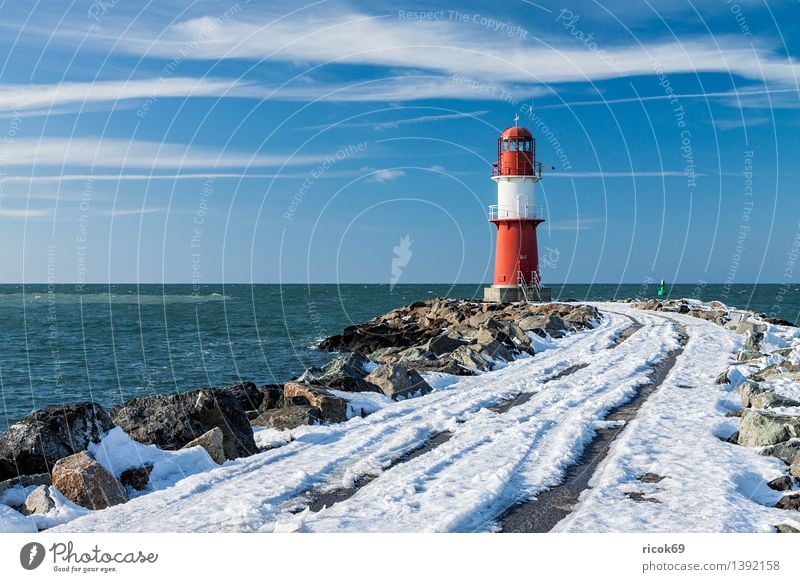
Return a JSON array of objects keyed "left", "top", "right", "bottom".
[{"left": 265, "top": 298, "right": 601, "bottom": 424}]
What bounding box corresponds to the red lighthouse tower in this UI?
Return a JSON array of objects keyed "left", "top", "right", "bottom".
[{"left": 483, "top": 119, "right": 551, "bottom": 303}]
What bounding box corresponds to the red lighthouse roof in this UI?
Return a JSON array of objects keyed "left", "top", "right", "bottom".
[{"left": 500, "top": 126, "right": 532, "bottom": 139}]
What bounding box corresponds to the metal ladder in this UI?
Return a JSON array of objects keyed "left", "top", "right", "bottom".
[{"left": 517, "top": 271, "right": 542, "bottom": 303}]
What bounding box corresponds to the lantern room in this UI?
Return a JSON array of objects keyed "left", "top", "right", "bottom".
[{"left": 492, "top": 126, "right": 541, "bottom": 177}]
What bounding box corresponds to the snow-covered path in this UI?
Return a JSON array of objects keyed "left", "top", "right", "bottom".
[
  {"left": 52, "top": 303, "right": 781, "bottom": 533},
  {"left": 555, "top": 308, "right": 790, "bottom": 533}
]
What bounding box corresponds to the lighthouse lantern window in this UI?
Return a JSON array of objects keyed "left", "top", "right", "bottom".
[
  {"left": 502, "top": 138, "right": 509, "bottom": 151},
  {"left": 510, "top": 140, "right": 517, "bottom": 151}
]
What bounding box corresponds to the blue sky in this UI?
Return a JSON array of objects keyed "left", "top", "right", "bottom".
[{"left": 0, "top": 0, "right": 798, "bottom": 285}]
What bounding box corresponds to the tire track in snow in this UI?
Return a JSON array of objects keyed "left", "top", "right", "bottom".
[
  {"left": 280, "top": 310, "right": 680, "bottom": 532},
  {"left": 498, "top": 317, "right": 687, "bottom": 532}
]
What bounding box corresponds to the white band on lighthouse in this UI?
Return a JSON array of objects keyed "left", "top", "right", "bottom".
[{"left": 491, "top": 175, "right": 540, "bottom": 219}]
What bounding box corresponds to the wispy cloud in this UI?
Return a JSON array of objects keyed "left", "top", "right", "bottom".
[
  {"left": 548, "top": 171, "right": 704, "bottom": 178},
  {"left": 1, "top": 138, "right": 328, "bottom": 169},
  {"left": 547, "top": 217, "right": 605, "bottom": 231},
  {"left": 302, "top": 110, "right": 489, "bottom": 131},
  {"left": 0, "top": 208, "right": 52, "bottom": 218},
  {"left": 538, "top": 87, "right": 800, "bottom": 110},
  {"left": 0, "top": 77, "right": 255, "bottom": 116},
  {"left": 362, "top": 167, "right": 405, "bottom": 183},
  {"left": 113, "top": 12, "right": 800, "bottom": 88},
  {"left": 95, "top": 207, "right": 168, "bottom": 217}
]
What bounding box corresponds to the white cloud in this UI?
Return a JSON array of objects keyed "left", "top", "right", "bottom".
[
  {"left": 362, "top": 167, "right": 406, "bottom": 183},
  {"left": 0, "top": 77, "right": 254, "bottom": 115},
  {"left": 96, "top": 207, "right": 168, "bottom": 217},
  {"left": 549, "top": 171, "right": 705, "bottom": 178},
  {"left": 1, "top": 137, "right": 327, "bottom": 169},
  {"left": 0, "top": 208, "right": 52, "bottom": 218},
  {"left": 302, "top": 110, "right": 489, "bottom": 130},
  {"left": 546, "top": 217, "right": 604, "bottom": 231},
  {"left": 115, "top": 13, "right": 800, "bottom": 87}
]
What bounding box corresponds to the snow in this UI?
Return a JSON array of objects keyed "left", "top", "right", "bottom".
[
  {"left": 0, "top": 300, "right": 787, "bottom": 534},
  {"left": 328, "top": 388, "right": 393, "bottom": 418},
  {"left": 0, "top": 503, "right": 37, "bottom": 533},
  {"left": 554, "top": 307, "right": 789, "bottom": 533},
  {"left": 89, "top": 427, "right": 218, "bottom": 493}
]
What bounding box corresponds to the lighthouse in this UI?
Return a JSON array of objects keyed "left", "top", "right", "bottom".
[{"left": 483, "top": 118, "right": 552, "bottom": 303}]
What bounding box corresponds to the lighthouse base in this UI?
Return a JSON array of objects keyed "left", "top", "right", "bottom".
[{"left": 483, "top": 285, "right": 552, "bottom": 304}]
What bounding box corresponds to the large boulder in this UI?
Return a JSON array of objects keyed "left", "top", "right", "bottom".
[
  {"left": 22, "top": 485, "right": 55, "bottom": 516},
  {"left": 283, "top": 382, "right": 348, "bottom": 423},
  {"left": 740, "top": 382, "right": 800, "bottom": 409},
  {"left": 258, "top": 385, "right": 284, "bottom": 411},
  {"left": 251, "top": 406, "right": 321, "bottom": 430},
  {"left": 449, "top": 345, "right": 493, "bottom": 372},
  {"left": 364, "top": 364, "right": 432, "bottom": 400},
  {"left": 761, "top": 440, "right": 800, "bottom": 465},
  {"left": 0, "top": 402, "right": 114, "bottom": 480},
  {"left": 111, "top": 389, "right": 257, "bottom": 460},
  {"left": 299, "top": 353, "right": 370, "bottom": 384},
  {"left": 221, "top": 382, "right": 263, "bottom": 412},
  {"left": 181, "top": 427, "right": 226, "bottom": 464},
  {"left": 738, "top": 410, "right": 800, "bottom": 447},
  {"left": 51, "top": 451, "right": 127, "bottom": 510},
  {"left": 424, "top": 333, "right": 467, "bottom": 356}
]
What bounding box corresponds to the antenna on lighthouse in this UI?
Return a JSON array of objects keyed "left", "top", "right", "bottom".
[{"left": 513, "top": 113, "right": 519, "bottom": 127}]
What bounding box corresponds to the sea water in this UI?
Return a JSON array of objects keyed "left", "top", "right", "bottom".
[{"left": 0, "top": 283, "right": 796, "bottom": 431}]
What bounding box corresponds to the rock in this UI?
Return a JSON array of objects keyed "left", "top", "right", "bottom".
[
  {"left": 22, "top": 485, "right": 55, "bottom": 515},
  {"left": 726, "top": 431, "right": 740, "bottom": 444},
  {"left": 518, "top": 314, "right": 555, "bottom": 333},
  {"left": 396, "top": 346, "right": 437, "bottom": 364},
  {"left": 775, "top": 523, "right": 800, "bottom": 533},
  {"left": 738, "top": 410, "right": 800, "bottom": 447},
  {"left": 119, "top": 465, "right": 153, "bottom": 491},
  {"left": 449, "top": 345, "right": 493, "bottom": 372},
  {"left": 639, "top": 473, "right": 667, "bottom": 484},
  {"left": 283, "top": 382, "right": 348, "bottom": 423},
  {"left": 0, "top": 473, "right": 50, "bottom": 497},
  {"left": 111, "top": 388, "right": 257, "bottom": 460},
  {"left": 775, "top": 494, "right": 800, "bottom": 511},
  {"left": 740, "top": 381, "right": 800, "bottom": 409},
  {"left": 251, "top": 406, "right": 322, "bottom": 430},
  {"left": 475, "top": 338, "right": 514, "bottom": 362},
  {"left": 51, "top": 451, "right": 127, "bottom": 510},
  {"left": 760, "top": 440, "right": 800, "bottom": 465},
  {"left": 258, "top": 385, "right": 284, "bottom": 411},
  {"left": 221, "top": 382, "right": 262, "bottom": 411},
  {"left": 299, "top": 353, "right": 370, "bottom": 385},
  {"left": 181, "top": 427, "right": 227, "bottom": 464},
  {"left": 369, "top": 347, "right": 404, "bottom": 364},
  {"left": 768, "top": 476, "right": 794, "bottom": 491},
  {"left": 743, "top": 331, "right": 764, "bottom": 351},
  {"left": 424, "top": 333, "right": 466, "bottom": 356},
  {"left": 715, "top": 369, "right": 730, "bottom": 385},
  {"left": 364, "top": 364, "right": 432, "bottom": 400},
  {"left": 691, "top": 309, "right": 726, "bottom": 322},
  {"left": 0, "top": 402, "right": 114, "bottom": 481},
  {"left": 792, "top": 460, "right": 800, "bottom": 480},
  {"left": 736, "top": 322, "right": 768, "bottom": 336}
]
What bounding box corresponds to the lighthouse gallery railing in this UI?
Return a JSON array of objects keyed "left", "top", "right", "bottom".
[{"left": 488, "top": 204, "right": 543, "bottom": 220}]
